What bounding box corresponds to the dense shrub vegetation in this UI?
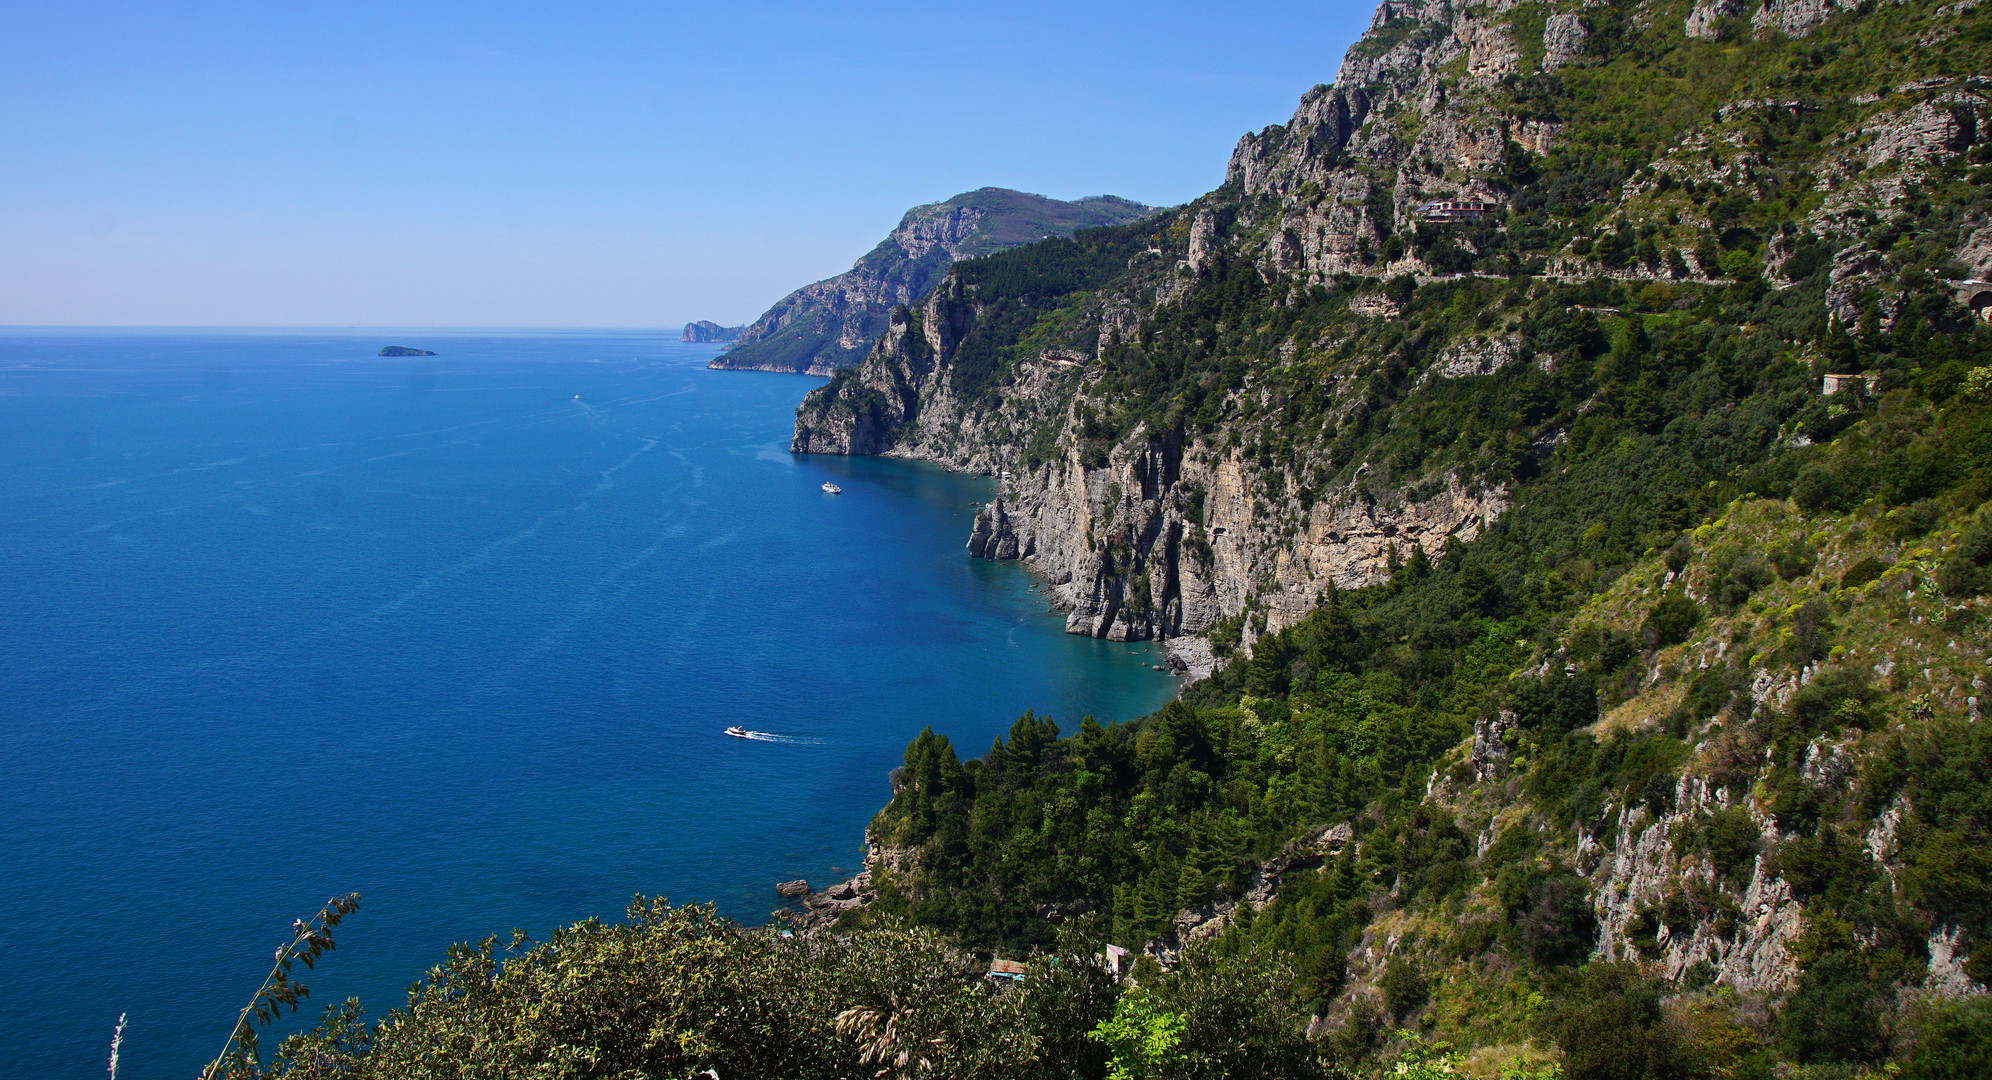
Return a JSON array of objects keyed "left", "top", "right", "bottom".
[
  {"left": 234, "top": 901, "right": 1325, "bottom": 1080},
  {"left": 230, "top": 1, "right": 1992, "bottom": 1076}
]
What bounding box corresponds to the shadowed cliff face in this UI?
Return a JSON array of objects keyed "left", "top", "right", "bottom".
[{"left": 710, "top": 189, "right": 1152, "bottom": 376}]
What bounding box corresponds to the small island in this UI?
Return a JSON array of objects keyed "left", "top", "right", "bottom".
[{"left": 379, "top": 346, "right": 437, "bottom": 357}]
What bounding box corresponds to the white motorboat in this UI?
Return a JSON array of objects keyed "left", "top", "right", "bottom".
[
  {"left": 821, "top": 482, "right": 842, "bottom": 494},
  {"left": 725, "top": 725, "right": 749, "bottom": 738}
]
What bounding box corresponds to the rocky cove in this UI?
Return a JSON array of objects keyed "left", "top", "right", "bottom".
[{"left": 788, "top": 277, "right": 1509, "bottom": 673}]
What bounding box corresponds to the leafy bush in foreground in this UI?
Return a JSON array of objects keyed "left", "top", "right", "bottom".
[{"left": 242, "top": 900, "right": 1328, "bottom": 1080}]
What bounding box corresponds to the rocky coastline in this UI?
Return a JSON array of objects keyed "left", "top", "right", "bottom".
[
  {"left": 713, "top": 189, "right": 1152, "bottom": 376},
  {"left": 790, "top": 281, "right": 1507, "bottom": 662},
  {"left": 774, "top": 829, "right": 918, "bottom": 931},
  {"left": 783, "top": 0, "right": 1984, "bottom": 664},
  {"left": 770, "top": 0, "right": 1992, "bottom": 1014},
  {"left": 680, "top": 320, "right": 743, "bottom": 344}
]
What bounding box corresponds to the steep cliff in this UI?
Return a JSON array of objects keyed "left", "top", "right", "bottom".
[
  {"left": 859, "top": 408, "right": 1992, "bottom": 1072},
  {"left": 709, "top": 188, "right": 1153, "bottom": 375},
  {"left": 804, "top": 8, "right": 1992, "bottom": 1056},
  {"left": 680, "top": 320, "right": 743, "bottom": 343},
  {"left": 794, "top": 0, "right": 1991, "bottom": 668}
]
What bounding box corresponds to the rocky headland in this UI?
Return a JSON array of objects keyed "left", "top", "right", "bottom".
[
  {"left": 710, "top": 188, "right": 1154, "bottom": 376},
  {"left": 681, "top": 320, "right": 744, "bottom": 343}
]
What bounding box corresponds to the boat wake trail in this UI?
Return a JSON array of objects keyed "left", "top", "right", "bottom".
[{"left": 726, "top": 729, "right": 824, "bottom": 745}]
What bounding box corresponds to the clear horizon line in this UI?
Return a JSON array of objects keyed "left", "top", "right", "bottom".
[{"left": 0, "top": 323, "right": 718, "bottom": 333}]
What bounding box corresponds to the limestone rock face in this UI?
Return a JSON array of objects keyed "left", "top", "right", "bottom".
[
  {"left": 1224, "top": 84, "right": 1370, "bottom": 196},
  {"left": 967, "top": 499, "right": 1028, "bottom": 560},
  {"left": 712, "top": 189, "right": 1150, "bottom": 375},
  {"left": 1427, "top": 338, "right": 1520, "bottom": 381},
  {"left": 1207, "top": 0, "right": 1583, "bottom": 283},
  {"left": 1865, "top": 100, "right": 1976, "bottom": 168},
  {"left": 1470, "top": 710, "right": 1512, "bottom": 782},
  {"left": 1541, "top": 14, "right": 1590, "bottom": 69},
  {"left": 793, "top": 274, "right": 1506, "bottom": 648},
  {"left": 680, "top": 320, "right": 743, "bottom": 343},
  {"left": 1959, "top": 225, "right": 1992, "bottom": 281},
  {"left": 1753, "top": 0, "right": 1858, "bottom": 37},
  {"left": 1187, "top": 208, "right": 1223, "bottom": 271},
  {"left": 1684, "top": 0, "right": 1744, "bottom": 39},
  {"left": 1587, "top": 778, "right": 1809, "bottom": 995},
  {"left": 789, "top": 297, "right": 960, "bottom": 455}
]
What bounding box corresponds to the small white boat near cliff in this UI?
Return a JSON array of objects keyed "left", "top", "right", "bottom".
[{"left": 821, "top": 482, "right": 842, "bottom": 494}]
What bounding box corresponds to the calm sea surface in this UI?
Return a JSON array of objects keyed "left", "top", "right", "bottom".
[{"left": 0, "top": 330, "right": 1174, "bottom": 1079}]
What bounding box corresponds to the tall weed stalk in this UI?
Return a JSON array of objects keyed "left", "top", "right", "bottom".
[{"left": 200, "top": 894, "right": 359, "bottom": 1080}]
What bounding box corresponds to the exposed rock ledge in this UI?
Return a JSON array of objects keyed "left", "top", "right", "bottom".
[
  {"left": 966, "top": 453, "right": 1505, "bottom": 647},
  {"left": 785, "top": 831, "right": 916, "bottom": 932},
  {"left": 1163, "top": 636, "right": 1219, "bottom": 682}
]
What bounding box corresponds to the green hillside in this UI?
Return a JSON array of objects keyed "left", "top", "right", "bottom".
[{"left": 220, "top": 0, "right": 1992, "bottom": 1077}]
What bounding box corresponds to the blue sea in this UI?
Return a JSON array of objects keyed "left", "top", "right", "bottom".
[{"left": 0, "top": 330, "right": 1175, "bottom": 1080}]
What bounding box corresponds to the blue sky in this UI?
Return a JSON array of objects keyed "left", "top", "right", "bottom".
[{"left": 0, "top": 1, "right": 1370, "bottom": 327}]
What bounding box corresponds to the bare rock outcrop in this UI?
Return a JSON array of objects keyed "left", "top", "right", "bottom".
[
  {"left": 1753, "top": 0, "right": 1859, "bottom": 37},
  {"left": 1866, "top": 100, "right": 1978, "bottom": 168},
  {"left": 795, "top": 265, "right": 1507, "bottom": 652},
  {"left": 1541, "top": 14, "right": 1590, "bottom": 69},
  {"left": 1684, "top": 0, "right": 1745, "bottom": 39},
  {"left": 1471, "top": 710, "right": 1513, "bottom": 782},
  {"left": 1588, "top": 779, "right": 1804, "bottom": 995},
  {"left": 1427, "top": 338, "right": 1520, "bottom": 381}
]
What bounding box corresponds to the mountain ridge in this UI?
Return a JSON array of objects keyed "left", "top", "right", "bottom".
[
  {"left": 708, "top": 188, "right": 1154, "bottom": 376},
  {"left": 236, "top": 0, "right": 1992, "bottom": 1075},
  {"left": 786, "top": 0, "right": 1992, "bottom": 1070}
]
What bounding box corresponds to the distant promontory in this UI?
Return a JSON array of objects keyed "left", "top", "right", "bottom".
[
  {"left": 681, "top": 321, "right": 744, "bottom": 344},
  {"left": 708, "top": 188, "right": 1153, "bottom": 376},
  {"left": 379, "top": 346, "right": 436, "bottom": 357}
]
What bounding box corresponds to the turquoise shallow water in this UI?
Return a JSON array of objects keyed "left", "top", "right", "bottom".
[{"left": 0, "top": 330, "right": 1176, "bottom": 1079}]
